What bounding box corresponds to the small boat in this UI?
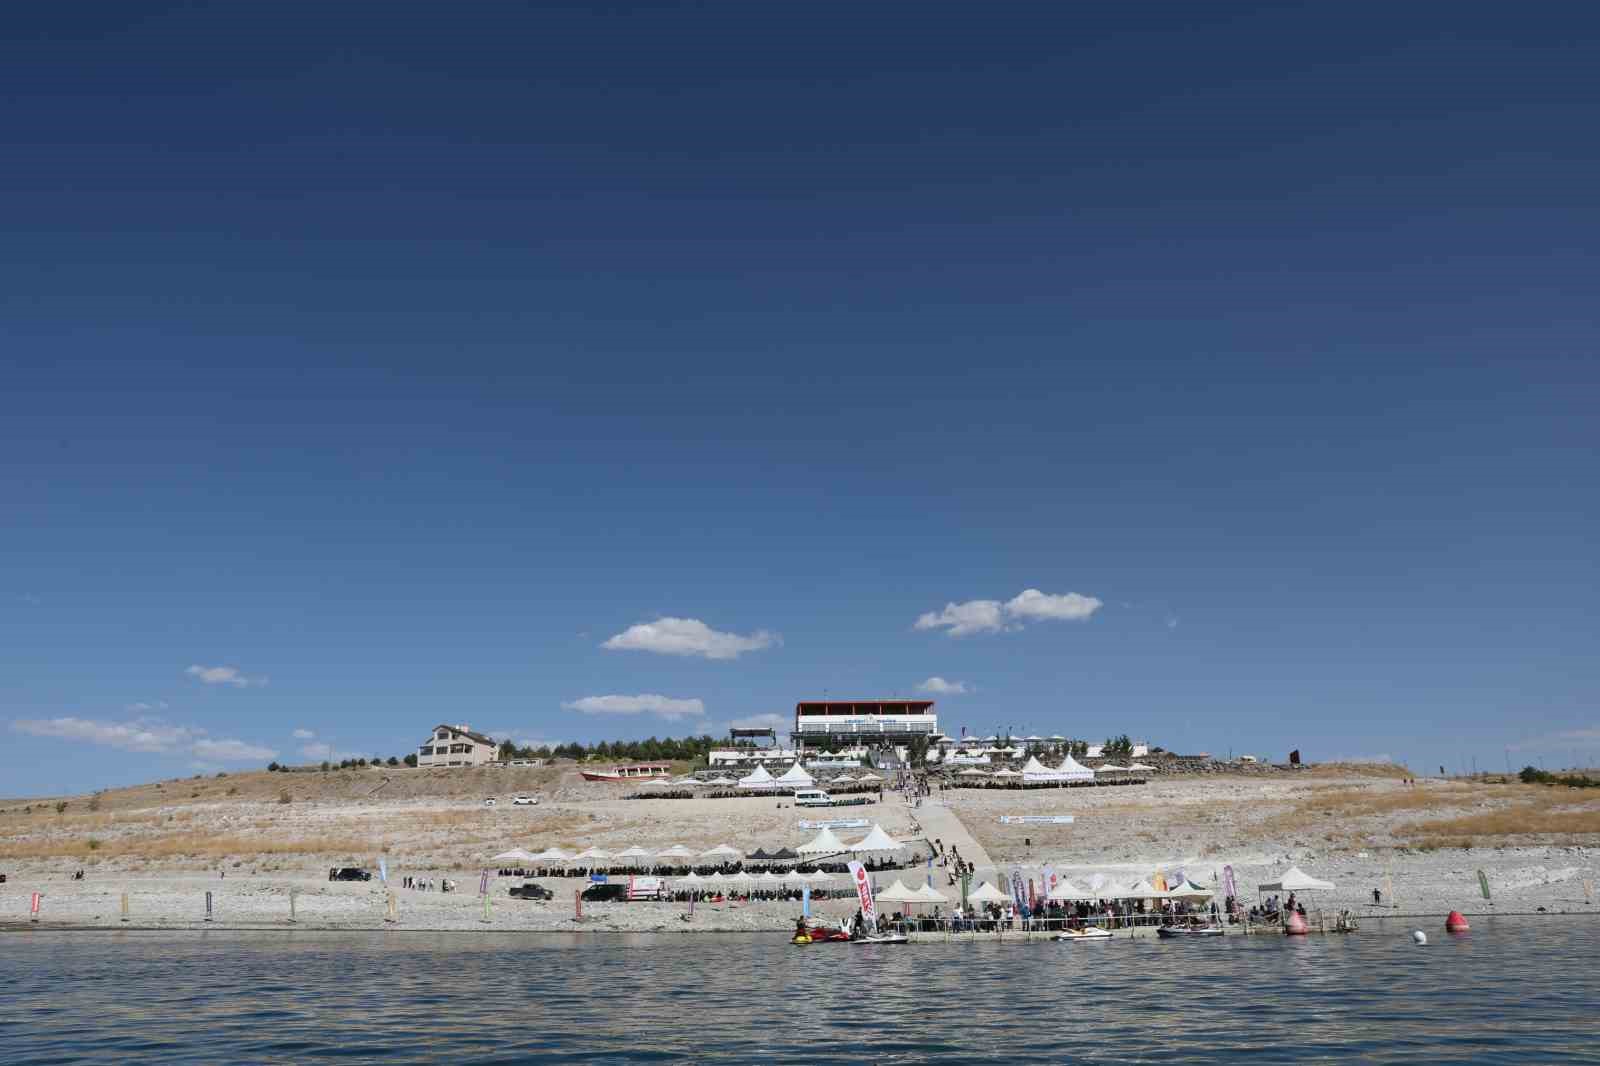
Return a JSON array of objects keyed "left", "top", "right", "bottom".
[
  {"left": 851, "top": 933, "right": 908, "bottom": 945},
  {"left": 1157, "top": 924, "right": 1224, "bottom": 938},
  {"left": 580, "top": 763, "right": 673, "bottom": 782},
  {"left": 792, "top": 927, "right": 851, "bottom": 944},
  {"left": 1055, "top": 927, "right": 1113, "bottom": 941}
]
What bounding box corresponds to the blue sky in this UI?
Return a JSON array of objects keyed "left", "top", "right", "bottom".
[{"left": 3, "top": 1, "right": 1596, "bottom": 796}]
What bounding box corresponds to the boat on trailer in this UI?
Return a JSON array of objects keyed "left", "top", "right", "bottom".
[{"left": 580, "top": 763, "right": 673, "bottom": 782}]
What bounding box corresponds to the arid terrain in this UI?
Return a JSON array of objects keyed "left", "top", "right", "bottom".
[{"left": 3, "top": 762, "right": 1596, "bottom": 931}]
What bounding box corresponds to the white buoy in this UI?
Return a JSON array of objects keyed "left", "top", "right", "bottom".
[{"left": 1412, "top": 930, "right": 1427, "bottom": 945}]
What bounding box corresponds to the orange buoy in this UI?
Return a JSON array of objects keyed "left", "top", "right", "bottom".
[
  {"left": 1445, "top": 911, "right": 1470, "bottom": 933},
  {"left": 1284, "top": 911, "right": 1309, "bottom": 935}
]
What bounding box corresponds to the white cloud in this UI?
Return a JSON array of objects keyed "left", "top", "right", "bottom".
[
  {"left": 917, "top": 677, "right": 970, "bottom": 695},
  {"left": 601, "top": 617, "right": 779, "bottom": 660},
  {"left": 562, "top": 694, "right": 707, "bottom": 720},
  {"left": 291, "top": 728, "right": 316, "bottom": 740},
  {"left": 1003, "top": 589, "right": 1103, "bottom": 623},
  {"left": 914, "top": 599, "right": 1006, "bottom": 637},
  {"left": 193, "top": 737, "right": 279, "bottom": 762},
  {"left": 11, "top": 715, "right": 275, "bottom": 763},
  {"left": 125, "top": 700, "right": 170, "bottom": 712},
  {"left": 13, "top": 716, "right": 192, "bottom": 753},
  {"left": 915, "top": 588, "right": 1103, "bottom": 637},
  {"left": 186, "top": 664, "right": 268, "bottom": 688},
  {"left": 297, "top": 741, "right": 364, "bottom": 762},
  {"left": 1509, "top": 726, "right": 1600, "bottom": 752}
]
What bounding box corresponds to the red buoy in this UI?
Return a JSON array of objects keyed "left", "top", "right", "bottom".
[
  {"left": 1445, "top": 911, "right": 1470, "bottom": 933},
  {"left": 1285, "top": 911, "right": 1309, "bottom": 935}
]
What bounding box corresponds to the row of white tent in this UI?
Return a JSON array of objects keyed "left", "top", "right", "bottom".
[
  {"left": 729, "top": 763, "right": 884, "bottom": 789},
  {"left": 674, "top": 869, "right": 837, "bottom": 887},
  {"left": 954, "top": 757, "right": 1155, "bottom": 779},
  {"left": 491, "top": 823, "right": 909, "bottom": 865}
]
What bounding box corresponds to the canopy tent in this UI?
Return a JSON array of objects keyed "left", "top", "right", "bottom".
[
  {"left": 640, "top": 778, "right": 674, "bottom": 787},
  {"left": 737, "top": 764, "right": 776, "bottom": 790},
  {"left": 1046, "top": 878, "right": 1094, "bottom": 901},
  {"left": 775, "top": 763, "right": 815, "bottom": 788},
  {"left": 966, "top": 881, "right": 1010, "bottom": 904},
  {"left": 913, "top": 882, "right": 949, "bottom": 904},
  {"left": 704, "top": 872, "right": 726, "bottom": 885},
  {"left": 800, "top": 869, "right": 834, "bottom": 884},
  {"left": 1023, "top": 735, "right": 1044, "bottom": 742},
  {"left": 1095, "top": 764, "right": 1130, "bottom": 773},
  {"left": 570, "top": 846, "right": 612, "bottom": 862},
  {"left": 855, "top": 772, "right": 883, "bottom": 783},
  {"left": 1054, "top": 754, "right": 1095, "bottom": 782},
  {"left": 490, "top": 848, "right": 538, "bottom": 863},
  {"left": 747, "top": 847, "right": 773, "bottom": 861},
  {"left": 676, "top": 871, "right": 705, "bottom": 886},
  {"left": 874, "top": 879, "right": 920, "bottom": 904},
  {"left": 705, "top": 776, "right": 737, "bottom": 786},
  {"left": 849, "top": 825, "right": 905, "bottom": 853},
  {"left": 1120, "top": 878, "right": 1167, "bottom": 900},
  {"left": 529, "top": 847, "right": 573, "bottom": 862},
  {"left": 613, "top": 845, "right": 652, "bottom": 861},
  {"left": 991, "top": 768, "right": 1021, "bottom": 778},
  {"left": 699, "top": 844, "right": 742, "bottom": 860},
  {"left": 722, "top": 870, "right": 754, "bottom": 884},
  {"left": 1258, "top": 866, "right": 1335, "bottom": 893},
  {"left": 1165, "top": 878, "right": 1214, "bottom": 900},
  {"left": 829, "top": 774, "right": 857, "bottom": 784},
  {"left": 769, "top": 847, "right": 800, "bottom": 862},
  {"left": 957, "top": 768, "right": 989, "bottom": 777},
  {"left": 655, "top": 844, "right": 696, "bottom": 861},
  {"left": 758, "top": 871, "right": 786, "bottom": 885},
  {"left": 797, "top": 826, "right": 848, "bottom": 857}
]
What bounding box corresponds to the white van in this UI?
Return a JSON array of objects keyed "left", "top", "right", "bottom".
[{"left": 794, "top": 789, "right": 832, "bottom": 807}]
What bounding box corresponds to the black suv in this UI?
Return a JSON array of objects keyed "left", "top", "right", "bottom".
[
  {"left": 329, "top": 867, "right": 373, "bottom": 882},
  {"left": 580, "top": 883, "right": 629, "bottom": 902},
  {"left": 507, "top": 882, "right": 554, "bottom": 900}
]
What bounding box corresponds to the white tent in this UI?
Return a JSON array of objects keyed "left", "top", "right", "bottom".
[
  {"left": 613, "top": 845, "right": 652, "bottom": 861},
  {"left": 830, "top": 774, "right": 857, "bottom": 784},
  {"left": 704, "top": 872, "right": 725, "bottom": 885},
  {"left": 957, "top": 768, "right": 989, "bottom": 777},
  {"left": 849, "top": 824, "right": 905, "bottom": 853},
  {"left": 1166, "top": 878, "right": 1214, "bottom": 900},
  {"left": 966, "top": 881, "right": 1010, "bottom": 904},
  {"left": 1046, "top": 878, "right": 1094, "bottom": 901},
  {"left": 1258, "top": 866, "right": 1335, "bottom": 893},
  {"left": 775, "top": 763, "right": 814, "bottom": 788},
  {"left": 705, "top": 775, "right": 737, "bottom": 786},
  {"left": 758, "top": 871, "right": 786, "bottom": 886},
  {"left": 913, "top": 882, "right": 949, "bottom": 904},
  {"left": 722, "top": 870, "right": 754, "bottom": 884},
  {"left": 655, "top": 844, "right": 696, "bottom": 861},
  {"left": 676, "top": 871, "right": 704, "bottom": 886},
  {"left": 1054, "top": 754, "right": 1095, "bottom": 782},
  {"left": 874, "top": 879, "right": 920, "bottom": 904},
  {"left": 855, "top": 772, "right": 883, "bottom": 783},
  {"left": 800, "top": 869, "right": 834, "bottom": 884},
  {"left": 991, "top": 768, "right": 1021, "bottom": 778},
  {"left": 570, "top": 846, "right": 612, "bottom": 862},
  {"left": 699, "top": 844, "right": 742, "bottom": 860},
  {"left": 797, "top": 826, "right": 848, "bottom": 857},
  {"left": 491, "top": 848, "right": 537, "bottom": 863},
  {"left": 529, "top": 847, "right": 573, "bottom": 862},
  {"left": 1120, "top": 878, "right": 1167, "bottom": 900},
  {"left": 1095, "top": 763, "right": 1130, "bottom": 773},
  {"left": 738, "top": 764, "right": 776, "bottom": 790}
]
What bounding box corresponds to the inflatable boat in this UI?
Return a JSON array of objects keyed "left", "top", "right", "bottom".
[
  {"left": 1054, "top": 927, "right": 1113, "bottom": 941},
  {"left": 1156, "top": 924, "right": 1224, "bottom": 938}
]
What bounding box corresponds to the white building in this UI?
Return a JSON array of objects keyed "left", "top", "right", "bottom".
[
  {"left": 792, "top": 699, "right": 938, "bottom": 746},
  {"left": 416, "top": 723, "right": 499, "bottom": 768}
]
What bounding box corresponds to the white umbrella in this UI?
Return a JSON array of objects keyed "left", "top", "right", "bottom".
[
  {"left": 490, "top": 848, "right": 537, "bottom": 863},
  {"left": 855, "top": 772, "right": 883, "bottom": 783},
  {"left": 528, "top": 847, "right": 572, "bottom": 862}
]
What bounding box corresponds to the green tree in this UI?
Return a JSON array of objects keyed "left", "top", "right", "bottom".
[
  {"left": 499, "top": 739, "right": 516, "bottom": 761},
  {"left": 906, "top": 734, "right": 930, "bottom": 769},
  {"left": 403, "top": 753, "right": 417, "bottom": 767}
]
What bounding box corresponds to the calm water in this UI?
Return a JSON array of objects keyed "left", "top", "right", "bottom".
[{"left": 2, "top": 919, "right": 1596, "bottom": 1063}]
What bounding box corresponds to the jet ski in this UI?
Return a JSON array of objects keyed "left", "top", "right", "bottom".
[
  {"left": 850, "top": 933, "right": 908, "bottom": 945},
  {"left": 1054, "top": 926, "right": 1113, "bottom": 941}
]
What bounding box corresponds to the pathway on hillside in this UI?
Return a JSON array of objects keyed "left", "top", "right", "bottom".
[{"left": 903, "top": 792, "right": 996, "bottom": 879}]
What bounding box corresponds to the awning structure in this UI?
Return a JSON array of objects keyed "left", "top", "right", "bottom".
[
  {"left": 1165, "top": 878, "right": 1214, "bottom": 900},
  {"left": 676, "top": 871, "right": 704, "bottom": 886},
  {"left": 570, "top": 847, "right": 612, "bottom": 862},
  {"left": 855, "top": 772, "right": 883, "bottom": 783},
  {"left": 699, "top": 844, "right": 742, "bottom": 860},
  {"left": 528, "top": 847, "right": 573, "bottom": 862},
  {"left": 874, "top": 879, "right": 919, "bottom": 903},
  {"left": 655, "top": 844, "right": 695, "bottom": 861},
  {"left": 913, "top": 882, "right": 948, "bottom": 904},
  {"left": 1258, "top": 866, "right": 1335, "bottom": 893},
  {"left": 613, "top": 845, "right": 652, "bottom": 861},
  {"left": 849, "top": 824, "right": 904, "bottom": 853},
  {"left": 490, "top": 848, "right": 538, "bottom": 863},
  {"left": 775, "top": 763, "right": 815, "bottom": 788},
  {"left": 957, "top": 768, "right": 989, "bottom": 777},
  {"left": 1046, "top": 878, "right": 1094, "bottom": 901},
  {"left": 797, "top": 826, "right": 847, "bottom": 857},
  {"left": 966, "top": 881, "right": 1010, "bottom": 904},
  {"left": 1054, "top": 754, "right": 1095, "bottom": 782},
  {"left": 738, "top": 764, "right": 776, "bottom": 790}
]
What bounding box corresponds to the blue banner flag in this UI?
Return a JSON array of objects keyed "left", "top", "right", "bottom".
[
  {"left": 379, "top": 858, "right": 388, "bottom": 884},
  {"left": 802, "top": 883, "right": 811, "bottom": 918}
]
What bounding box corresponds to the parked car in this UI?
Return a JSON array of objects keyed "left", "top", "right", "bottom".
[
  {"left": 328, "top": 867, "right": 372, "bottom": 882},
  {"left": 482, "top": 798, "right": 496, "bottom": 806},
  {"left": 511, "top": 795, "right": 538, "bottom": 806},
  {"left": 508, "top": 882, "right": 554, "bottom": 900},
  {"left": 580, "top": 883, "right": 629, "bottom": 903}
]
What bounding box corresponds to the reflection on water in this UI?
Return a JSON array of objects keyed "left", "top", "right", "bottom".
[{"left": 2, "top": 919, "right": 1597, "bottom": 1063}]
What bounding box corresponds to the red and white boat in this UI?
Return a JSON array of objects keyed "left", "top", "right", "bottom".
[{"left": 579, "top": 763, "right": 673, "bottom": 782}]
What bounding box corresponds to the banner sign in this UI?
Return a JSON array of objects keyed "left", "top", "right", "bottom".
[
  {"left": 1222, "top": 864, "right": 1237, "bottom": 901},
  {"left": 379, "top": 858, "right": 388, "bottom": 885},
  {"left": 1477, "top": 870, "right": 1491, "bottom": 901},
  {"left": 848, "top": 861, "right": 877, "bottom": 924},
  {"left": 998, "top": 815, "right": 1075, "bottom": 825},
  {"left": 797, "top": 818, "right": 871, "bottom": 830},
  {"left": 802, "top": 883, "right": 811, "bottom": 918},
  {"left": 589, "top": 873, "right": 608, "bottom": 883},
  {"left": 1043, "top": 865, "right": 1056, "bottom": 902},
  {"left": 479, "top": 870, "right": 489, "bottom": 897},
  {"left": 1010, "top": 868, "right": 1026, "bottom": 912}
]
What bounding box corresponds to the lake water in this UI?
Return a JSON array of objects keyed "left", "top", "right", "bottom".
[{"left": 2, "top": 919, "right": 1596, "bottom": 1063}]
